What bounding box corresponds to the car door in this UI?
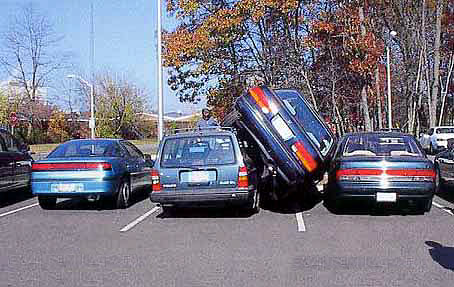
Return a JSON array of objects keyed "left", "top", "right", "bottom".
[
  {"left": 120, "top": 141, "right": 149, "bottom": 191},
  {"left": 0, "top": 131, "right": 31, "bottom": 189},
  {"left": 0, "top": 135, "right": 14, "bottom": 191}
]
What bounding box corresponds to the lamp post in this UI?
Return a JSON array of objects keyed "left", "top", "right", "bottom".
[
  {"left": 67, "top": 74, "right": 95, "bottom": 138},
  {"left": 157, "top": 0, "right": 164, "bottom": 141},
  {"left": 386, "top": 30, "right": 397, "bottom": 130}
]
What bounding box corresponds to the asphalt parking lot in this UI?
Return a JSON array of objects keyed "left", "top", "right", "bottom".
[{"left": 1, "top": 180, "right": 454, "bottom": 287}]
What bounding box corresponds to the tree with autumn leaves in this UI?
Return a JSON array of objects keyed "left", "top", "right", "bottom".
[{"left": 163, "top": 0, "right": 454, "bottom": 135}]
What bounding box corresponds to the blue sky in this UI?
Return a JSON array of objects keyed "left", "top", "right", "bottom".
[{"left": 0, "top": 0, "right": 203, "bottom": 114}]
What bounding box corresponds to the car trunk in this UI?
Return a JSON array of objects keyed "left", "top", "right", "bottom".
[{"left": 160, "top": 164, "right": 239, "bottom": 192}]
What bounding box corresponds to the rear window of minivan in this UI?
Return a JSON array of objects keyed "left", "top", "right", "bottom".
[{"left": 161, "top": 135, "right": 236, "bottom": 167}]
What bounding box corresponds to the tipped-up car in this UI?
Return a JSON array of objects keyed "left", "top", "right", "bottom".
[
  {"left": 325, "top": 132, "right": 435, "bottom": 213},
  {"left": 32, "top": 139, "right": 154, "bottom": 209},
  {"left": 223, "top": 86, "right": 336, "bottom": 200}
]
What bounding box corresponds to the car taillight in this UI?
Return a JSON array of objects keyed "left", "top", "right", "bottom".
[
  {"left": 291, "top": 141, "right": 317, "bottom": 172},
  {"left": 238, "top": 166, "right": 249, "bottom": 190},
  {"left": 32, "top": 162, "right": 112, "bottom": 171},
  {"left": 249, "top": 87, "right": 270, "bottom": 114},
  {"left": 386, "top": 169, "right": 435, "bottom": 181},
  {"left": 336, "top": 168, "right": 435, "bottom": 182},
  {"left": 151, "top": 169, "right": 161, "bottom": 192}
]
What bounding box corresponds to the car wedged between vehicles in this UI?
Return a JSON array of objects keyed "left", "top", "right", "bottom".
[
  {"left": 149, "top": 128, "right": 260, "bottom": 213},
  {"left": 223, "top": 86, "right": 336, "bottom": 199},
  {"left": 31, "top": 139, "right": 154, "bottom": 209},
  {"left": 326, "top": 132, "right": 435, "bottom": 213}
]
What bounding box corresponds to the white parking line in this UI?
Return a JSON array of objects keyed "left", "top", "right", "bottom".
[
  {"left": 433, "top": 201, "right": 454, "bottom": 216},
  {"left": 295, "top": 212, "right": 306, "bottom": 232},
  {"left": 0, "top": 203, "right": 39, "bottom": 219},
  {"left": 120, "top": 206, "right": 161, "bottom": 232}
]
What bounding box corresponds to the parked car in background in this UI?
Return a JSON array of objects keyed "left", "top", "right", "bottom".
[
  {"left": 419, "top": 126, "right": 454, "bottom": 154},
  {"left": 150, "top": 128, "right": 260, "bottom": 213},
  {"left": 0, "top": 128, "right": 33, "bottom": 193},
  {"left": 325, "top": 132, "right": 435, "bottom": 214},
  {"left": 434, "top": 139, "right": 454, "bottom": 193},
  {"left": 32, "top": 139, "right": 154, "bottom": 209},
  {"left": 223, "top": 86, "right": 336, "bottom": 200}
]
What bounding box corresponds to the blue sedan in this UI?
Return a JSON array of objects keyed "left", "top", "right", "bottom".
[
  {"left": 325, "top": 132, "right": 435, "bottom": 214},
  {"left": 32, "top": 139, "right": 154, "bottom": 209}
]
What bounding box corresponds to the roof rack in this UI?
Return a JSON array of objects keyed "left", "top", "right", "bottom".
[{"left": 165, "top": 126, "right": 235, "bottom": 136}]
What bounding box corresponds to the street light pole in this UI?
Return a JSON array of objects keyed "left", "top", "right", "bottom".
[
  {"left": 157, "top": 0, "right": 164, "bottom": 141},
  {"left": 67, "top": 75, "right": 95, "bottom": 138}
]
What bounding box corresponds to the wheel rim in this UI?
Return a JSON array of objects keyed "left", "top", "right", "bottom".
[{"left": 121, "top": 182, "right": 130, "bottom": 204}]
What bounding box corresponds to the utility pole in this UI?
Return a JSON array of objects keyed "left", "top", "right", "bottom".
[{"left": 157, "top": 0, "right": 164, "bottom": 141}]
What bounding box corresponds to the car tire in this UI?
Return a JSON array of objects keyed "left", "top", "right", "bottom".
[
  {"left": 38, "top": 196, "right": 57, "bottom": 209},
  {"left": 424, "top": 199, "right": 433, "bottom": 212},
  {"left": 116, "top": 179, "right": 131, "bottom": 209}
]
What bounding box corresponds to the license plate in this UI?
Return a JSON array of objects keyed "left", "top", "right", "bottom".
[
  {"left": 271, "top": 115, "right": 294, "bottom": 141},
  {"left": 188, "top": 171, "right": 209, "bottom": 183},
  {"left": 376, "top": 192, "right": 397, "bottom": 202},
  {"left": 51, "top": 183, "right": 83, "bottom": 192}
]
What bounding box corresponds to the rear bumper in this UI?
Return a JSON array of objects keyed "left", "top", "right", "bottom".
[
  {"left": 150, "top": 189, "right": 254, "bottom": 206},
  {"left": 31, "top": 178, "right": 120, "bottom": 197},
  {"left": 327, "top": 182, "right": 434, "bottom": 204}
]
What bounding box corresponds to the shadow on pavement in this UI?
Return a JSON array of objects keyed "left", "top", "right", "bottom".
[
  {"left": 157, "top": 206, "right": 255, "bottom": 219},
  {"left": 0, "top": 188, "right": 35, "bottom": 209},
  {"left": 262, "top": 184, "right": 323, "bottom": 214},
  {"left": 426, "top": 241, "right": 454, "bottom": 271},
  {"left": 52, "top": 189, "right": 151, "bottom": 211},
  {"left": 323, "top": 200, "right": 426, "bottom": 216}
]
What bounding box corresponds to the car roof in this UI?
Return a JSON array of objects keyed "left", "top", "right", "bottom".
[
  {"left": 164, "top": 129, "right": 235, "bottom": 140},
  {"left": 63, "top": 138, "right": 123, "bottom": 143}
]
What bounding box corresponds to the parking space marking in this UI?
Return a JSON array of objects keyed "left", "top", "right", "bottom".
[
  {"left": 295, "top": 212, "right": 306, "bottom": 232},
  {"left": 120, "top": 206, "right": 161, "bottom": 232},
  {"left": 433, "top": 201, "right": 454, "bottom": 216},
  {"left": 0, "top": 203, "right": 39, "bottom": 219}
]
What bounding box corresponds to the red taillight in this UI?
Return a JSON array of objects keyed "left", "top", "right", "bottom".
[
  {"left": 249, "top": 87, "right": 270, "bottom": 114},
  {"left": 336, "top": 169, "right": 383, "bottom": 180},
  {"left": 291, "top": 141, "right": 317, "bottom": 172},
  {"left": 238, "top": 166, "right": 249, "bottom": 190},
  {"left": 32, "top": 162, "right": 112, "bottom": 171},
  {"left": 336, "top": 168, "right": 435, "bottom": 182},
  {"left": 151, "top": 169, "right": 161, "bottom": 192}
]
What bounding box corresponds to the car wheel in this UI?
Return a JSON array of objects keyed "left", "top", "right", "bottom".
[
  {"left": 38, "top": 196, "right": 57, "bottom": 209},
  {"left": 116, "top": 179, "right": 131, "bottom": 209}
]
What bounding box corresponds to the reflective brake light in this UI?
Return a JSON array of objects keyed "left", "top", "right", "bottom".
[
  {"left": 249, "top": 87, "right": 270, "bottom": 114},
  {"left": 386, "top": 169, "right": 435, "bottom": 181},
  {"left": 32, "top": 162, "right": 112, "bottom": 171},
  {"left": 151, "top": 169, "right": 161, "bottom": 192},
  {"left": 336, "top": 168, "right": 435, "bottom": 182},
  {"left": 336, "top": 169, "right": 383, "bottom": 180},
  {"left": 238, "top": 166, "right": 249, "bottom": 190},
  {"left": 291, "top": 141, "right": 317, "bottom": 172}
]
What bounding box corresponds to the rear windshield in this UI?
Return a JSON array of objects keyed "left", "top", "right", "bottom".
[
  {"left": 48, "top": 140, "right": 123, "bottom": 158},
  {"left": 436, "top": 127, "right": 454, "bottom": 134},
  {"left": 342, "top": 134, "right": 423, "bottom": 157},
  {"left": 276, "top": 90, "right": 334, "bottom": 156},
  {"left": 161, "top": 135, "right": 236, "bottom": 167}
]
